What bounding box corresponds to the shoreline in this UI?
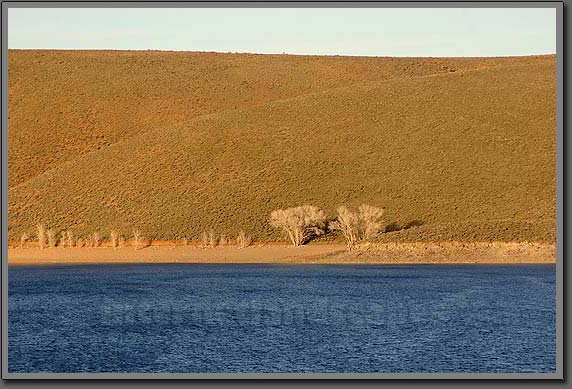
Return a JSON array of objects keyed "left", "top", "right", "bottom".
[{"left": 8, "top": 242, "right": 556, "bottom": 266}]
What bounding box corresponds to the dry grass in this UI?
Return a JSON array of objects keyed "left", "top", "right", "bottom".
[{"left": 7, "top": 51, "right": 556, "bottom": 243}]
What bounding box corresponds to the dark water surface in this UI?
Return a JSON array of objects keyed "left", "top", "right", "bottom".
[{"left": 8, "top": 264, "right": 555, "bottom": 373}]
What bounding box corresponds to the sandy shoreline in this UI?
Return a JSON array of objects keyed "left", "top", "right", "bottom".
[{"left": 7, "top": 242, "right": 555, "bottom": 266}]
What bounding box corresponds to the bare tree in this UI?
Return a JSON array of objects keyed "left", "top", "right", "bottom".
[
  {"left": 201, "top": 232, "right": 209, "bottom": 247},
  {"left": 133, "top": 230, "right": 141, "bottom": 250},
  {"left": 92, "top": 232, "right": 101, "bottom": 248},
  {"left": 208, "top": 230, "right": 217, "bottom": 247},
  {"left": 329, "top": 206, "right": 360, "bottom": 249},
  {"left": 37, "top": 224, "right": 47, "bottom": 249},
  {"left": 269, "top": 205, "right": 327, "bottom": 246},
  {"left": 47, "top": 229, "right": 57, "bottom": 248},
  {"left": 20, "top": 233, "right": 29, "bottom": 249},
  {"left": 118, "top": 235, "right": 126, "bottom": 248},
  {"left": 358, "top": 204, "right": 385, "bottom": 241},
  {"left": 110, "top": 231, "right": 119, "bottom": 249},
  {"left": 236, "top": 230, "right": 252, "bottom": 248},
  {"left": 219, "top": 234, "right": 228, "bottom": 246},
  {"left": 66, "top": 231, "right": 75, "bottom": 248},
  {"left": 330, "top": 204, "right": 385, "bottom": 249},
  {"left": 59, "top": 232, "right": 67, "bottom": 248}
]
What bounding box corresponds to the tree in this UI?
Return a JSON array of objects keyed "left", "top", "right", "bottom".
[
  {"left": 329, "top": 206, "right": 360, "bottom": 249},
  {"left": 358, "top": 204, "right": 385, "bottom": 241},
  {"left": 330, "top": 204, "right": 385, "bottom": 249},
  {"left": 269, "top": 205, "right": 327, "bottom": 246}
]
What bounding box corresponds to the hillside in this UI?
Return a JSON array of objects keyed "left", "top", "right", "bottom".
[{"left": 8, "top": 50, "right": 556, "bottom": 243}]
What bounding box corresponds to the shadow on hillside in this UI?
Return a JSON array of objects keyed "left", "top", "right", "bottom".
[{"left": 385, "top": 219, "right": 424, "bottom": 233}]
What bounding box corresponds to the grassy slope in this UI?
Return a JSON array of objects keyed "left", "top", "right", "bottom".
[{"left": 8, "top": 51, "right": 556, "bottom": 243}]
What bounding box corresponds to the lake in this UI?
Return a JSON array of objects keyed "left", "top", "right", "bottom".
[{"left": 8, "top": 264, "right": 556, "bottom": 373}]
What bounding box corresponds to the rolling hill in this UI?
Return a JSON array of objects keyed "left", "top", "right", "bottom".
[{"left": 8, "top": 50, "right": 556, "bottom": 243}]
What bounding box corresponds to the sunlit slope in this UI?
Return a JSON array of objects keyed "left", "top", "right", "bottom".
[
  {"left": 9, "top": 50, "right": 507, "bottom": 187},
  {"left": 8, "top": 57, "right": 556, "bottom": 242}
]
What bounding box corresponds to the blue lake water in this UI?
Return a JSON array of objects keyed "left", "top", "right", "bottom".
[{"left": 8, "top": 264, "right": 556, "bottom": 373}]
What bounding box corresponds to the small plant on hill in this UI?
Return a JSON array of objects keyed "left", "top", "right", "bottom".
[
  {"left": 201, "top": 232, "right": 209, "bottom": 247},
  {"left": 47, "top": 229, "right": 57, "bottom": 248},
  {"left": 59, "top": 232, "right": 66, "bottom": 248},
  {"left": 133, "top": 230, "right": 141, "bottom": 250},
  {"left": 20, "top": 233, "right": 29, "bottom": 249},
  {"left": 36, "top": 224, "right": 47, "bottom": 249},
  {"left": 66, "top": 231, "right": 75, "bottom": 248},
  {"left": 208, "top": 231, "right": 217, "bottom": 247},
  {"left": 269, "top": 205, "right": 327, "bottom": 247},
  {"left": 92, "top": 232, "right": 101, "bottom": 248},
  {"left": 219, "top": 234, "right": 228, "bottom": 246},
  {"left": 236, "top": 231, "right": 252, "bottom": 248},
  {"left": 110, "top": 231, "right": 119, "bottom": 249}
]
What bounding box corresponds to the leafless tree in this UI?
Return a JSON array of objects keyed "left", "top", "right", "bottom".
[
  {"left": 269, "top": 205, "right": 327, "bottom": 246},
  {"left": 37, "top": 224, "right": 47, "bottom": 249},
  {"left": 47, "top": 229, "right": 57, "bottom": 248},
  {"left": 330, "top": 204, "right": 385, "bottom": 249},
  {"left": 59, "top": 232, "right": 67, "bottom": 248},
  {"left": 92, "top": 232, "right": 101, "bottom": 248},
  {"left": 133, "top": 230, "right": 141, "bottom": 250},
  {"left": 330, "top": 206, "right": 360, "bottom": 249},
  {"left": 236, "top": 230, "right": 252, "bottom": 248},
  {"left": 218, "top": 234, "right": 228, "bottom": 246},
  {"left": 20, "top": 233, "right": 29, "bottom": 249},
  {"left": 110, "top": 231, "right": 119, "bottom": 249},
  {"left": 358, "top": 204, "right": 385, "bottom": 241},
  {"left": 66, "top": 231, "right": 75, "bottom": 248},
  {"left": 208, "top": 231, "right": 217, "bottom": 247}
]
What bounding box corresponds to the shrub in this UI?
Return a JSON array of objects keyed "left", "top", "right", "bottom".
[
  {"left": 20, "top": 233, "right": 29, "bottom": 249},
  {"left": 208, "top": 231, "right": 217, "bottom": 247},
  {"left": 66, "top": 231, "right": 75, "bottom": 248},
  {"left": 110, "top": 231, "right": 119, "bottom": 249},
  {"left": 201, "top": 232, "right": 208, "bottom": 247},
  {"left": 47, "top": 229, "right": 57, "bottom": 248},
  {"left": 219, "top": 234, "right": 228, "bottom": 246},
  {"left": 36, "top": 224, "right": 47, "bottom": 249},
  {"left": 236, "top": 230, "right": 252, "bottom": 248},
  {"left": 59, "top": 232, "right": 67, "bottom": 248},
  {"left": 92, "top": 232, "right": 101, "bottom": 248},
  {"left": 269, "top": 205, "right": 327, "bottom": 246},
  {"left": 133, "top": 230, "right": 141, "bottom": 250},
  {"left": 118, "top": 235, "right": 126, "bottom": 248}
]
